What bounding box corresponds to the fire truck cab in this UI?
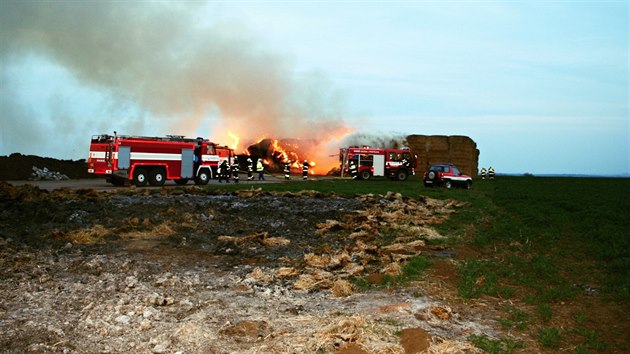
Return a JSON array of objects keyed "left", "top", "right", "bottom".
[
  {"left": 87, "top": 133, "right": 233, "bottom": 186},
  {"left": 339, "top": 146, "right": 417, "bottom": 181}
]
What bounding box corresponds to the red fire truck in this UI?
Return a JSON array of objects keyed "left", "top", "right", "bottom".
[
  {"left": 87, "top": 133, "right": 233, "bottom": 186},
  {"left": 339, "top": 146, "right": 417, "bottom": 181}
]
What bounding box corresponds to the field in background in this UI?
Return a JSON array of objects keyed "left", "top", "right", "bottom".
[{"left": 212, "top": 175, "right": 630, "bottom": 353}]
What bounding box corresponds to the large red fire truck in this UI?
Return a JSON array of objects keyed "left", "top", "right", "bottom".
[
  {"left": 87, "top": 133, "right": 233, "bottom": 186},
  {"left": 339, "top": 146, "right": 417, "bottom": 181}
]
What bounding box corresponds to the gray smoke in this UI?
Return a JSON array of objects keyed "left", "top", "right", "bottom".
[
  {"left": 0, "top": 1, "right": 349, "bottom": 159},
  {"left": 341, "top": 132, "right": 409, "bottom": 150}
]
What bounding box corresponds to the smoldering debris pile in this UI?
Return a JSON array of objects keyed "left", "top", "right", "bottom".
[
  {"left": 242, "top": 191, "right": 467, "bottom": 299},
  {"left": 30, "top": 166, "right": 70, "bottom": 181},
  {"left": 0, "top": 153, "right": 90, "bottom": 180}
]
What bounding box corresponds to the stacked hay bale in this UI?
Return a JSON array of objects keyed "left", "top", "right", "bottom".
[{"left": 406, "top": 135, "right": 479, "bottom": 177}]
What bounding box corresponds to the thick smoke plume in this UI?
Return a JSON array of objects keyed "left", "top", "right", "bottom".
[
  {"left": 0, "top": 2, "right": 350, "bottom": 160},
  {"left": 341, "top": 132, "right": 409, "bottom": 150}
]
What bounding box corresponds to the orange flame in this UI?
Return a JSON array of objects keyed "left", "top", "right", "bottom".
[
  {"left": 227, "top": 130, "right": 240, "bottom": 151},
  {"left": 271, "top": 139, "right": 301, "bottom": 164},
  {"left": 270, "top": 140, "right": 319, "bottom": 172},
  {"left": 224, "top": 131, "right": 350, "bottom": 175}
]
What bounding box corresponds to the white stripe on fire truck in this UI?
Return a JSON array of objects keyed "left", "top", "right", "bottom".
[
  {"left": 129, "top": 152, "right": 182, "bottom": 161},
  {"left": 90, "top": 151, "right": 222, "bottom": 162},
  {"left": 89, "top": 152, "right": 182, "bottom": 160},
  {"left": 89, "top": 151, "right": 106, "bottom": 159},
  {"left": 89, "top": 151, "right": 119, "bottom": 159}
]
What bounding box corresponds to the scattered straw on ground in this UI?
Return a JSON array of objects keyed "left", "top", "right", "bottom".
[
  {"left": 331, "top": 279, "right": 354, "bottom": 297},
  {"left": 56, "top": 224, "right": 110, "bottom": 244},
  {"left": 218, "top": 232, "right": 290, "bottom": 247},
  {"left": 122, "top": 222, "right": 174, "bottom": 239}
]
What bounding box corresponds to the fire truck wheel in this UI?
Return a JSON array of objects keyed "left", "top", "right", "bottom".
[
  {"left": 428, "top": 171, "right": 436, "bottom": 181},
  {"left": 174, "top": 179, "right": 189, "bottom": 185},
  {"left": 445, "top": 180, "right": 452, "bottom": 189},
  {"left": 149, "top": 168, "right": 166, "bottom": 186},
  {"left": 195, "top": 170, "right": 210, "bottom": 185},
  {"left": 133, "top": 168, "right": 148, "bottom": 187},
  {"left": 396, "top": 169, "right": 408, "bottom": 181},
  {"left": 360, "top": 170, "right": 372, "bottom": 180}
]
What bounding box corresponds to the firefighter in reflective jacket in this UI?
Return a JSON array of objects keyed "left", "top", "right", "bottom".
[
  {"left": 488, "top": 166, "right": 495, "bottom": 180},
  {"left": 349, "top": 160, "right": 358, "bottom": 180},
  {"left": 302, "top": 160, "right": 309, "bottom": 180},
  {"left": 402, "top": 157, "right": 410, "bottom": 169},
  {"left": 480, "top": 167, "right": 487, "bottom": 180},
  {"left": 231, "top": 156, "right": 240, "bottom": 183},
  {"left": 284, "top": 161, "right": 291, "bottom": 180},
  {"left": 256, "top": 159, "right": 265, "bottom": 180},
  {"left": 247, "top": 157, "right": 253, "bottom": 181},
  {"left": 218, "top": 160, "right": 230, "bottom": 183}
]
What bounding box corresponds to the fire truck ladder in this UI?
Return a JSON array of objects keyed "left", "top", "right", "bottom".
[{"left": 340, "top": 149, "right": 349, "bottom": 177}]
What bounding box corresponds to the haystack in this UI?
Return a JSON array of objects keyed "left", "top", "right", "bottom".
[{"left": 406, "top": 135, "right": 479, "bottom": 177}]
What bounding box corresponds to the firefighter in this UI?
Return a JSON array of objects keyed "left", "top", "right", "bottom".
[
  {"left": 488, "top": 166, "right": 495, "bottom": 180},
  {"left": 402, "top": 156, "right": 410, "bottom": 169},
  {"left": 231, "top": 156, "right": 240, "bottom": 183},
  {"left": 480, "top": 167, "right": 487, "bottom": 180},
  {"left": 218, "top": 160, "right": 230, "bottom": 183},
  {"left": 349, "top": 159, "right": 358, "bottom": 180},
  {"left": 302, "top": 160, "right": 309, "bottom": 180},
  {"left": 193, "top": 139, "right": 202, "bottom": 172},
  {"left": 247, "top": 157, "right": 254, "bottom": 181},
  {"left": 284, "top": 161, "right": 291, "bottom": 180},
  {"left": 256, "top": 159, "right": 265, "bottom": 181}
]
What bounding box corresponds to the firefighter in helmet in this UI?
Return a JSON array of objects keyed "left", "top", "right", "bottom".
[
  {"left": 231, "top": 156, "right": 240, "bottom": 183},
  {"left": 284, "top": 161, "right": 291, "bottom": 180},
  {"left": 247, "top": 157, "right": 253, "bottom": 181},
  {"left": 302, "top": 160, "right": 309, "bottom": 180},
  {"left": 256, "top": 159, "right": 265, "bottom": 181},
  {"left": 218, "top": 160, "right": 230, "bottom": 183},
  {"left": 349, "top": 159, "right": 358, "bottom": 180},
  {"left": 488, "top": 166, "right": 495, "bottom": 180},
  {"left": 402, "top": 156, "right": 410, "bottom": 169},
  {"left": 480, "top": 167, "right": 487, "bottom": 180}
]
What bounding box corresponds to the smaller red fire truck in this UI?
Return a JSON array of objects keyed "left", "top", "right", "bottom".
[
  {"left": 339, "top": 146, "right": 417, "bottom": 181},
  {"left": 87, "top": 132, "right": 233, "bottom": 186}
]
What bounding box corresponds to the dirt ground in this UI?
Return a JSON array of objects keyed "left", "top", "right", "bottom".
[{"left": 1, "top": 181, "right": 512, "bottom": 353}]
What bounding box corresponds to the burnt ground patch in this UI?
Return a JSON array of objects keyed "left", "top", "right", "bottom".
[
  {"left": 0, "top": 182, "right": 492, "bottom": 354},
  {"left": 1, "top": 190, "right": 364, "bottom": 268}
]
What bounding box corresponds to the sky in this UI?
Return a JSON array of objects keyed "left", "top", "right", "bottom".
[{"left": 0, "top": 1, "right": 628, "bottom": 175}]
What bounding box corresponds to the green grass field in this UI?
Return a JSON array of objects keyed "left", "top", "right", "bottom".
[{"left": 205, "top": 175, "right": 630, "bottom": 352}]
